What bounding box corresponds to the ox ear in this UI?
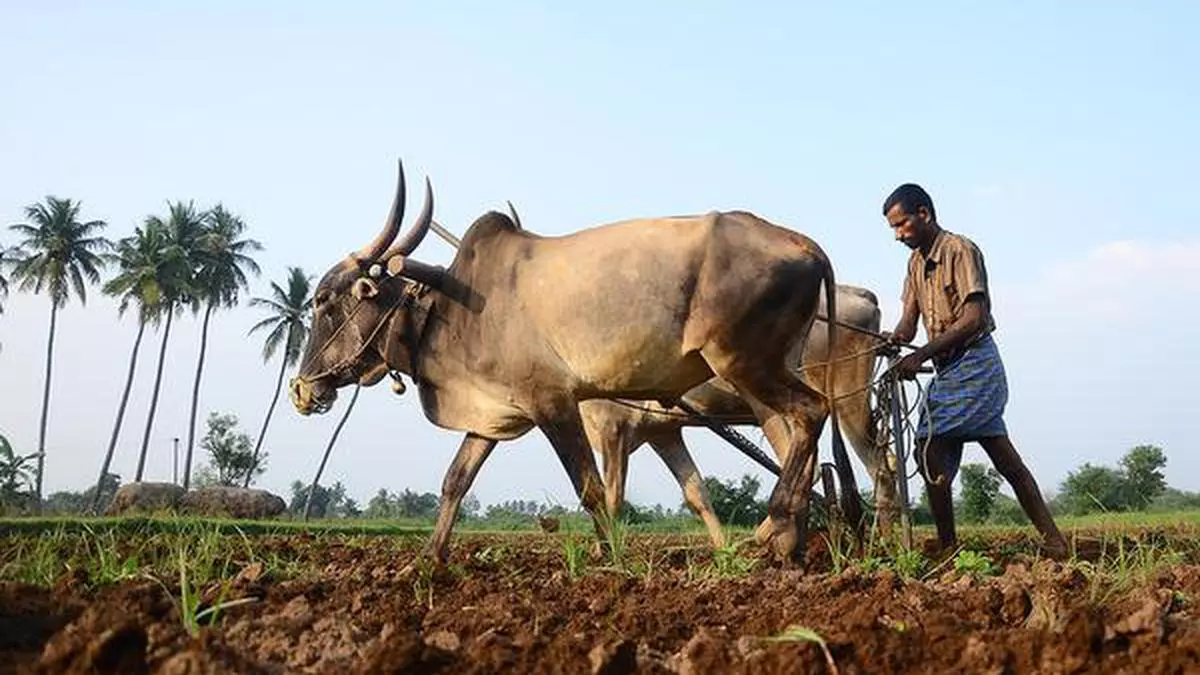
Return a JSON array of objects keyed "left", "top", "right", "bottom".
[{"left": 352, "top": 277, "right": 380, "bottom": 300}]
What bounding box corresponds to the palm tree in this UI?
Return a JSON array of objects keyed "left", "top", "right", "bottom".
[
  {"left": 90, "top": 221, "right": 189, "bottom": 511},
  {"left": 8, "top": 197, "right": 109, "bottom": 507},
  {"left": 0, "top": 243, "right": 18, "bottom": 354},
  {"left": 0, "top": 242, "right": 15, "bottom": 316},
  {"left": 245, "top": 267, "right": 313, "bottom": 488},
  {"left": 181, "top": 204, "right": 262, "bottom": 490},
  {"left": 132, "top": 201, "right": 204, "bottom": 483},
  {"left": 0, "top": 431, "right": 42, "bottom": 514}
]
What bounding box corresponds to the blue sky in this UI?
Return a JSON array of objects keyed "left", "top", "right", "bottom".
[{"left": 1, "top": 2, "right": 1197, "bottom": 511}]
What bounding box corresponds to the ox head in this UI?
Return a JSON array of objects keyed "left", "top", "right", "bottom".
[{"left": 289, "top": 159, "right": 443, "bottom": 415}]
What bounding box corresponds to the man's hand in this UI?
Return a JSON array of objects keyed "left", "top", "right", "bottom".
[
  {"left": 892, "top": 351, "right": 926, "bottom": 380},
  {"left": 878, "top": 330, "right": 913, "bottom": 358},
  {"left": 881, "top": 328, "right": 915, "bottom": 346}
]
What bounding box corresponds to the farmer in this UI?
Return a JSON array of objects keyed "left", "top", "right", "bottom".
[{"left": 880, "top": 183, "right": 1068, "bottom": 559}]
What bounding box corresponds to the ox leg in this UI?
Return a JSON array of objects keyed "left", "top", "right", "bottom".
[
  {"left": 839, "top": 393, "right": 900, "bottom": 539},
  {"left": 537, "top": 405, "right": 611, "bottom": 552},
  {"left": 426, "top": 433, "right": 497, "bottom": 564},
  {"left": 649, "top": 430, "right": 727, "bottom": 550},
  {"left": 600, "top": 433, "right": 635, "bottom": 526},
  {"left": 709, "top": 365, "right": 827, "bottom": 566},
  {"left": 752, "top": 441, "right": 818, "bottom": 546},
  {"left": 580, "top": 404, "right": 638, "bottom": 530},
  {"left": 764, "top": 390, "right": 826, "bottom": 568}
]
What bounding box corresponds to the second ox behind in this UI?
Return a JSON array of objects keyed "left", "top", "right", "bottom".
[
  {"left": 580, "top": 282, "right": 900, "bottom": 550},
  {"left": 288, "top": 159, "right": 850, "bottom": 568}
]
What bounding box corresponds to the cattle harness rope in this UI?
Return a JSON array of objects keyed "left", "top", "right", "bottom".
[{"left": 299, "top": 281, "right": 422, "bottom": 406}]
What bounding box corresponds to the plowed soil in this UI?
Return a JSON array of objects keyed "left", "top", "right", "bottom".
[{"left": 3, "top": 527, "right": 1199, "bottom": 674}]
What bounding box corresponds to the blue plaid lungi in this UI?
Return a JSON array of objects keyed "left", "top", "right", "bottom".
[{"left": 915, "top": 333, "right": 1009, "bottom": 441}]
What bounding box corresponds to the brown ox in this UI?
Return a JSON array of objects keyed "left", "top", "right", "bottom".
[
  {"left": 580, "top": 284, "right": 901, "bottom": 549},
  {"left": 289, "top": 160, "right": 848, "bottom": 567}
]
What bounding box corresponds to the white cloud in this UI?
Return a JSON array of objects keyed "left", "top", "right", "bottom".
[
  {"left": 985, "top": 237, "right": 1200, "bottom": 493},
  {"left": 1003, "top": 238, "right": 1200, "bottom": 323}
]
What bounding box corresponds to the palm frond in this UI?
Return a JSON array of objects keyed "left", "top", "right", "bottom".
[
  {"left": 68, "top": 265, "right": 88, "bottom": 305},
  {"left": 246, "top": 297, "right": 288, "bottom": 313},
  {"left": 262, "top": 321, "right": 288, "bottom": 362},
  {"left": 248, "top": 266, "right": 313, "bottom": 364},
  {"left": 247, "top": 314, "right": 281, "bottom": 336},
  {"left": 269, "top": 281, "right": 290, "bottom": 306},
  {"left": 7, "top": 196, "right": 110, "bottom": 309},
  {"left": 284, "top": 322, "right": 311, "bottom": 366}
]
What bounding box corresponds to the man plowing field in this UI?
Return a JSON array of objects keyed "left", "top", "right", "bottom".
[{"left": 880, "top": 183, "right": 1069, "bottom": 559}]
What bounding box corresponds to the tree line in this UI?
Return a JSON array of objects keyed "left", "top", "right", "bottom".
[
  {"left": 0, "top": 195, "right": 320, "bottom": 514},
  {"left": 956, "top": 443, "right": 1199, "bottom": 524}
]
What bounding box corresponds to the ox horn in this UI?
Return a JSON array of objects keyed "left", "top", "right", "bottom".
[
  {"left": 354, "top": 158, "right": 408, "bottom": 262},
  {"left": 381, "top": 174, "right": 434, "bottom": 261},
  {"left": 506, "top": 200, "right": 523, "bottom": 230}
]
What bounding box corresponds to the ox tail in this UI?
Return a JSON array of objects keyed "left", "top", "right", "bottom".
[{"left": 820, "top": 253, "right": 866, "bottom": 544}]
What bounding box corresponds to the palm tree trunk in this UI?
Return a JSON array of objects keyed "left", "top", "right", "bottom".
[
  {"left": 304, "top": 384, "right": 360, "bottom": 521},
  {"left": 182, "top": 302, "right": 214, "bottom": 490},
  {"left": 91, "top": 317, "right": 147, "bottom": 513},
  {"left": 33, "top": 302, "right": 59, "bottom": 514},
  {"left": 245, "top": 353, "right": 289, "bottom": 488},
  {"left": 136, "top": 306, "right": 174, "bottom": 482}
]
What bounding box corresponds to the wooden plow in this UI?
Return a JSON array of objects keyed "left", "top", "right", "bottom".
[{"left": 873, "top": 343, "right": 926, "bottom": 549}]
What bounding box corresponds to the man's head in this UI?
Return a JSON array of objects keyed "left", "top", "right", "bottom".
[{"left": 882, "top": 183, "right": 937, "bottom": 250}]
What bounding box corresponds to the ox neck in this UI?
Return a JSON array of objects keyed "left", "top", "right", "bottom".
[{"left": 381, "top": 284, "right": 436, "bottom": 381}]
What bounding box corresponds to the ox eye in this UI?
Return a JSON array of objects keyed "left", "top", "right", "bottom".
[{"left": 314, "top": 291, "right": 331, "bottom": 306}]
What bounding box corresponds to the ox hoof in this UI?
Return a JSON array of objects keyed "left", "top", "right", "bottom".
[
  {"left": 708, "top": 531, "right": 728, "bottom": 551},
  {"left": 760, "top": 517, "right": 805, "bottom": 568},
  {"left": 589, "top": 538, "right": 614, "bottom": 562},
  {"left": 752, "top": 517, "right": 773, "bottom": 546},
  {"left": 399, "top": 550, "right": 451, "bottom": 581}
]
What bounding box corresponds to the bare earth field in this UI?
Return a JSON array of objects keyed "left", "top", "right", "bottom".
[{"left": 2, "top": 519, "right": 1199, "bottom": 674}]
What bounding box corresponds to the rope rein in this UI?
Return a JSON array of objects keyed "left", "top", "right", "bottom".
[
  {"left": 604, "top": 349, "right": 903, "bottom": 425},
  {"left": 870, "top": 360, "right": 936, "bottom": 486},
  {"left": 300, "top": 285, "right": 416, "bottom": 385}
]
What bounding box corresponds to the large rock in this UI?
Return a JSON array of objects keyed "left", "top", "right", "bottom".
[
  {"left": 177, "top": 486, "right": 287, "bottom": 520},
  {"left": 104, "top": 482, "right": 186, "bottom": 516}
]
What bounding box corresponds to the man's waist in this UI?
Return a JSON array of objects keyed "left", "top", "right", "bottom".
[{"left": 931, "top": 330, "right": 993, "bottom": 370}]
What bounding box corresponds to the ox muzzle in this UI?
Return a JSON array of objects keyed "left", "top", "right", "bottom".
[{"left": 289, "top": 376, "right": 337, "bottom": 416}]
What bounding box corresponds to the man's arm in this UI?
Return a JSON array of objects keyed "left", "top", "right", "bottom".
[
  {"left": 892, "top": 293, "right": 987, "bottom": 379},
  {"left": 908, "top": 293, "right": 987, "bottom": 363},
  {"left": 908, "top": 240, "right": 991, "bottom": 361},
  {"left": 887, "top": 261, "right": 921, "bottom": 345},
  {"left": 889, "top": 291, "right": 920, "bottom": 344}
]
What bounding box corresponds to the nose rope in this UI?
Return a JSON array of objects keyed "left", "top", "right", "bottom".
[
  {"left": 298, "top": 288, "right": 411, "bottom": 386},
  {"left": 299, "top": 299, "right": 368, "bottom": 382}
]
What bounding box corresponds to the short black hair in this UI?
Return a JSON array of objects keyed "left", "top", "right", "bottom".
[{"left": 882, "top": 183, "right": 936, "bottom": 221}]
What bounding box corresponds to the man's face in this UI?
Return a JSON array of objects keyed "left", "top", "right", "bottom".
[{"left": 885, "top": 203, "right": 930, "bottom": 250}]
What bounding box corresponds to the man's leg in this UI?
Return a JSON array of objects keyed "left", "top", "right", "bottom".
[
  {"left": 916, "top": 436, "right": 964, "bottom": 552},
  {"left": 978, "top": 434, "right": 1068, "bottom": 557}
]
